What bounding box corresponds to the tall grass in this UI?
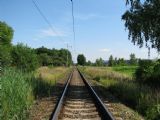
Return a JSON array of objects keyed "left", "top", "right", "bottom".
[
  {"left": 1, "top": 67, "right": 70, "bottom": 120},
  {"left": 80, "top": 66, "right": 132, "bottom": 81},
  {"left": 1, "top": 68, "right": 34, "bottom": 120},
  {"left": 80, "top": 66, "right": 160, "bottom": 120}
]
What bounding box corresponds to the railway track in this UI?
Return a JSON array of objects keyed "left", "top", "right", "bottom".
[{"left": 50, "top": 68, "right": 114, "bottom": 120}]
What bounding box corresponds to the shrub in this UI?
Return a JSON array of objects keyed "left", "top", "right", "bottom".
[
  {"left": 149, "top": 61, "right": 160, "bottom": 87},
  {"left": 135, "top": 59, "right": 160, "bottom": 87},
  {"left": 0, "top": 46, "right": 12, "bottom": 67},
  {"left": 11, "top": 43, "right": 39, "bottom": 72},
  {"left": 135, "top": 60, "right": 155, "bottom": 83}
]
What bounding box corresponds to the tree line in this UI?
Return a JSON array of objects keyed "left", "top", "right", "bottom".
[
  {"left": 77, "top": 53, "right": 138, "bottom": 66},
  {"left": 0, "top": 21, "right": 72, "bottom": 72}
]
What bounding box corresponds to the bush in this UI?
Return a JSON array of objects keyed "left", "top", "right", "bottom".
[
  {"left": 135, "top": 60, "right": 160, "bottom": 87},
  {"left": 135, "top": 60, "right": 155, "bottom": 83},
  {"left": 11, "top": 43, "right": 39, "bottom": 72},
  {"left": 0, "top": 46, "right": 12, "bottom": 67},
  {"left": 149, "top": 61, "right": 160, "bottom": 87}
]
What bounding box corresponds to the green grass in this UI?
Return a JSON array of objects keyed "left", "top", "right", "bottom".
[
  {"left": 110, "top": 66, "right": 137, "bottom": 77},
  {"left": 1, "top": 68, "right": 34, "bottom": 120},
  {"left": 80, "top": 66, "right": 160, "bottom": 120},
  {"left": 1, "top": 67, "right": 70, "bottom": 120}
]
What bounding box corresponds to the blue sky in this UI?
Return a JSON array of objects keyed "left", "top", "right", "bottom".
[{"left": 0, "top": 0, "right": 158, "bottom": 62}]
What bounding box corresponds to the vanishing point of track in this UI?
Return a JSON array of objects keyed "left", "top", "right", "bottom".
[{"left": 50, "top": 68, "right": 115, "bottom": 120}]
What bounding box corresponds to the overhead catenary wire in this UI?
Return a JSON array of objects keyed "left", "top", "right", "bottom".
[
  {"left": 32, "top": 0, "right": 64, "bottom": 42},
  {"left": 71, "top": 0, "right": 76, "bottom": 52}
]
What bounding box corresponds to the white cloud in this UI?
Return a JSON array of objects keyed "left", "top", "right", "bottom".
[{"left": 99, "top": 48, "right": 110, "bottom": 53}]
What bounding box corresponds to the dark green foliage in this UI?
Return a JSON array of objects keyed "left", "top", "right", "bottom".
[
  {"left": 35, "top": 47, "right": 72, "bottom": 66},
  {"left": 108, "top": 55, "right": 114, "bottom": 66},
  {"left": 0, "top": 21, "right": 14, "bottom": 66},
  {"left": 0, "top": 21, "right": 14, "bottom": 46},
  {"left": 38, "top": 53, "right": 52, "bottom": 66},
  {"left": 135, "top": 60, "right": 154, "bottom": 83},
  {"left": 11, "top": 43, "right": 39, "bottom": 72},
  {"left": 129, "top": 53, "right": 138, "bottom": 65},
  {"left": 117, "top": 58, "right": 126, "bottom": 66},
  {"left": 135, "top": 59, "right": 160, "bottom": 87},
  {"left": 95, "top": 58, "right": 105, "bottom": 66},
  {"left": 77, "top": 54, "right": 86, "bottom": 65},
  {"left": 123, "top": 0, "right": 160, "bottom": 51},
  {"left": 0, "top": 46, "right": 12, "bottom": 67},
  {"left": 149, "top": 60, "right": 160, "bottom": 87},
  {"left": 86, "top": 60, "right": 92, "bottom": 66}
]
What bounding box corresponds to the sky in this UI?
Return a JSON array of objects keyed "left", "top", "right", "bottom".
[{"left": 0, "top": 0, "right": 159, "bottom": 62}]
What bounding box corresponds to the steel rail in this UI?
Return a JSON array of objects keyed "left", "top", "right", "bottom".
[
  {"left": 77, "top": 68, "right": 115, "bottom": 120},
  {"left": 50, "top": 67, "right": 115, "bottom": 120},
  {"left": 49, "top": 70, "right": 73, "bottom": 120}
]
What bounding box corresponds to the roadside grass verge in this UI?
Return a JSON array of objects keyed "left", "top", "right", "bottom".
[
  {"left": 79, "top": 66, "right": 160, "bottom": 120},
  {"left": 1, "top": 67, "right": 70, "bottom": 120}
]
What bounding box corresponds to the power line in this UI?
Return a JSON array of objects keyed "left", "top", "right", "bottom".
[
  {"left": 32, "top": 0, "right": 64, "bottom": 42},
  {"left": 71, "top": 0, "right": 76, "bottom": 52}
]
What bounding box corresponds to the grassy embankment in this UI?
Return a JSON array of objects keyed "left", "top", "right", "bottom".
[
  {"left": 80, "top": 66, "right": 160, "bottom": 120},
  {"left": 1, "top": 67, "right": 71, "bottom": 120}
]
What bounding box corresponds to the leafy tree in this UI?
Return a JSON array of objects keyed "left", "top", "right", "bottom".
[
  {"left": 35, "top": 47, "right": 72, "bottom": 66},
  {"left": 0, "top": 21, "right": 14, "bottom": 66},
  {"left": 108, "top": 55, "right": 114, "bottom": 66},
  {"left": 38, "top": 53, "right": 52, "bottom": 66},
  {"left": 59, "top": 49, "right": 72, "bottom": 66},
  {"left": 0, "top": 21, "right": 14, "bottom": 46},
  {"left": 95, "top": 58, "right": 104, "bottom": 66},
  {"left": 11, "top": 43, "right": 38, "bottom": 72},
  {"left": 117, "top": 58, "right": 126, "bottom": 66},
  {"left": 122, "top": 0, "right": 160, "bottom": 51},
  {"left": 86, "top": 60, "right": 92, "bottom": 66},
  {"left": 129, "top": 53, "right": 137, "bottom": 65},
  {"left": 77, "top": 54, "right": 86, "bottom": 65},
  {"left": 0, "top": 46, "right": 12, "bottom": 67},
  {"left": 114, "top": 57, "right": 118, "bottom": 66}
]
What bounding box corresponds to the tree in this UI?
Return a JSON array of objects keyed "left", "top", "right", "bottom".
[
  {"left": 129, "top": 53, "right": 137, "bottom": 65},
  {"left": 95, "top": 58, "right": 104, "bottom": 66},
  {"left": 11, "top": 43, "right": 38, "bottom": 72},
  {"left": 0, "top": 21, "right": 14, "bottom": 66},
  {"left": 86, "top": 60, "right": 92, "bottom": 66},
  {"left": 108, "top": 55, "right": 114, "bottom": 66},
  {"left": 77, "top": 54, "right": 86, "bottom": 65},
  {"left": 0, "top": 21, "right": 14, "bottom": 46},
  {"left": 59, "top": 49, "right": 72, "bottom": 66},
  {"left": 117, "top": 58, "right": 126, "bottom": 66},
  {"left": 35, "top": 47, "right": 72, "bottom": 66},
  {"left": 122, "top": 0, "right": 160, "bottom": 51},
  {"left": 114, "top": 57, "right": 118, "bottom": 66},
  {"left": 38, "top": 53, "right": 52, "bottom": 66}
]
